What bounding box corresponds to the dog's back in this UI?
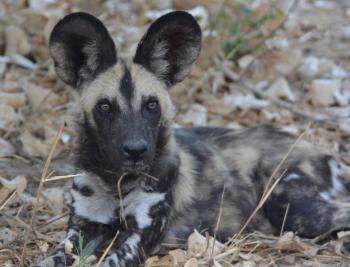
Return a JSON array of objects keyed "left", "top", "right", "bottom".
[{"left": 164, "top": 125, "right": 350, "bottom": 245}]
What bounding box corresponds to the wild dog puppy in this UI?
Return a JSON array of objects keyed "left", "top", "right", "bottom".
[{"left": 33, "top": 11, "right": 350, "bottom": 267}]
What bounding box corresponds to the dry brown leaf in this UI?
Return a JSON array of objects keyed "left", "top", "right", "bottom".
[
  {"left": 266, "top": 77, "right": 295, "bottom": 102},
  {"left": 0, "top": 81, "right": 20, "bottom": 93},
  {"left": 0, "top": 104, "right": 18, "bottom": 129},
  {"left": 184, "top": 257, "right": 198, "bottom": 267},
  {"left": 0, "top": 175, "right": 27, "bottom": 194},
  {"left": 0, "top": 138, "right": 15, "bottom": 157},
  {"left": 308, "top": 79, "right": 340, "bottom": 107},
  {"left": 275, "top": 232, "right": 319, "bottom": 257},
  {"left": 178, "top": 104, "right": 208, "bottom": 126},
  {"left": 27, "top": 83, "right": 62, "bottom": 109},
  {"left": 4, "top": 26, "right": 31, "bottom": 56},
  {"left": 169, "top": 249, "right": 188, "bottom": 265},
  {"left": 187, "top": 230, "right": 223, "bottom": 258},
  {"left": 19, "top": 130, "right": 50, "bottom": 158},
  {"left": 145, "top": 255, "right": 174, "bottom": 267},
  {"left": 0, "top": 92, "right": 26, "bottom": 109},
  {"left": 42, "top": 187, "right": 65, "bottom": 214}
]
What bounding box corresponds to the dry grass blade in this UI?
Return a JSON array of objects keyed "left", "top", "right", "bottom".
[
  {"left": 0, "top": 190, "right": 16, "bottom": 210},
  {"left": 44, "top": 173, "right": 84, "bottom": 183},
  {"left": 231, "top": 170, "right": 286, "bottom": 244},
  {"left": 95, "top": 231, "right": 119, "bottom": 267},
  {"left": 211, "top": 185, "right": 226, "bottom": 258},
  {"left": 280, "top": 203, "right": 290, "bottom": 236},
  {"left": 140, "top": 172, "right": 159, "bottom": 181},
  {"left": 20, "top": 123, "right": 64, "bottom": 267},
  {"left": 230, "top": 129, "right": 307, "bottom": 243},
  {"left": 36, "top": 212, "right": 70, "bottom": 228},
  {"left": 262, "top": 130, "right": 307, "bottom": 199}
]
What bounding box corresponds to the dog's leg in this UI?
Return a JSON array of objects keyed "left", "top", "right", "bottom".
[
  {"left": 101, "top": 190, "right": 171, "bottom": 267},
  {"left": 32, "top": 174, "right": 119, "bottom": 267},
  {"left": 265, "top": 157, "right": 350, "bottom": 237},
  {"left": 32, "top": 213, "right": 118, "bottom": 267}
]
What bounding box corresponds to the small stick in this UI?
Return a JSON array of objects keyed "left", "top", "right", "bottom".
[
  {"left": 211, "top": 185, "right": 226, "bottom": 258},
  {"left": 140, "top": 172, "right": 159, "bottom": 181},
  {"left": 36, "top": 212, "right": 70, "bottom": 228},
  {"left": 234, "top": 170, "right": 286, "bottom": 241},
  {"left": 20, "top": 124, "right": 64, "bottom": 267},
  {"left": 95, "top": 231, "right": 119, "bottom": 267},
  {"left": 44, "top": 173, "right": 84, "bottom": 183},
  {"left": 262, "top": 130, "right": 307, "bottom": 199},
  {"left": 280, "top": 203, "right": 290, "bottom": 236},
  {"left": 0, "top": 190, "right": 16, "bottom": 210}
]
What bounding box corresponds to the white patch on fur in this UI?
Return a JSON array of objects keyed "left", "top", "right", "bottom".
[
  {"left": 329, "top": 159, "right": 344, "bottom": 194},
  {"left": 102, "top": 234, "right": 140, "bottom": 266},
  {"left": 124, "top": 234, "right": 141, "bottom": 260},
  {"left": 123, "top": 190, "right": 165, "bottom": 229},
  {"left": 104, "top": 253, "right": 119, "bottom": 267},
  {"left": 319, "top": 159, "right": 345, "bottom": 200},
  {"left": 160, "top": 217, "right": 167, "bottom": 231},
  {"left": 71, "top": 173, "right": 118, "bottom": 224},
  {"left": 284, "top": 173, "right": 301, "bottom": 182},
  {"left": 320, "top": 191, "right": 331, "bottom": 201}
]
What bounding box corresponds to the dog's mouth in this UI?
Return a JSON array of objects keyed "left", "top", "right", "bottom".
[{"left": 121, "top": 161, "right": 150, "bottom": 174}]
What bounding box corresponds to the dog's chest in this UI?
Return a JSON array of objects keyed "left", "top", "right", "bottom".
[{"left": 71, "top": 174, "right": 167, "bottom": 230}]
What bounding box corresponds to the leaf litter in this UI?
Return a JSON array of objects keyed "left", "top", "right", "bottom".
[{"left": 0, "top": 0, "right": 350, "bottom": 266}]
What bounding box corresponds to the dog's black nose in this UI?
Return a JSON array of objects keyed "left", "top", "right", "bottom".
[{"left": 123, "top": 140, "right": 147, "bottom": 161}]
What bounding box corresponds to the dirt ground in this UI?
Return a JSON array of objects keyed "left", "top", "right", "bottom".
[{"left": 0, "top": 0, "right": 350, "bottom": 266}]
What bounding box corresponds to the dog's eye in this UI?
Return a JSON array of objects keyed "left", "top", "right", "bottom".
[
  {"left": 99, "top": 103, "right": 111, "bottom": 112},
  {"left": 147, "top": 100, "right": 158, "bottom": 111}
]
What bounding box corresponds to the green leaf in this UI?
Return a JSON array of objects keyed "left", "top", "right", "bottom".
[
  {"left": 81, "top": 240, "right": 97, "bottom": 260},
  {"left": 78, "top": 231, "right": 84, "bottom": 256},
  {"left": 228, "top": 25, "right": 240, "bottom": 36},
  {"left": 245, "top": 18, "right": 258, "bottom": 28},
  {"left": 223, "top": 37, "right": 243, "bottom": 58},
  {"left": 238, "top": 4, "right": 252, "bottom": 15},
  {"left": 259, "top": 12, "right": 276, "bottom": 24}
]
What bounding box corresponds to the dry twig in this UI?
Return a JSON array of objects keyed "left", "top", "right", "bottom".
[
  {"left": 20, "top": 124, "right": 64, "bottom": 267},
  {"left": 95, "top": 231, "right": 119, "bottom": 267}
]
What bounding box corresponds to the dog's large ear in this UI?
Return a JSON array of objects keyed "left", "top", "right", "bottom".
[
  {"left": 133, "top": 11, "right": 201, "bottom": 87},
  {"left": 49, "top": 12, "right": 117, "bottom": 88}
]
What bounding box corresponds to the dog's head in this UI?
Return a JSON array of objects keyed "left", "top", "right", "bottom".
[{"left": 49, "top": 11, "right": 201, "bottom": 180}]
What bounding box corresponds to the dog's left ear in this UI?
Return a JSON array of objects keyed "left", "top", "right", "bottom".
[{"left": 134, "top": 11, "right": 202, "bottom": 87}]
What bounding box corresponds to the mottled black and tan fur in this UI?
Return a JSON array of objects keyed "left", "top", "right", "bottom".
[{"left": 33, "top": 11, "right": 350, "bottom": 267}]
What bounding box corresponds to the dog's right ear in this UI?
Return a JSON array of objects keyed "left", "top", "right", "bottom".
[{"left": 49, "top": 12, "right": 117, "bottom": 88}]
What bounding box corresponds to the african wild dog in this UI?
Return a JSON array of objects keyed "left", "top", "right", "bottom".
[{"left": 32, "top": 11, "right": 350, "bottom": 267}]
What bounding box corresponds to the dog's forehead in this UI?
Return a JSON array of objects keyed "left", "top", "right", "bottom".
[
  {"left": 79, "top": 61, "right": 174, "bottom": 116},
  {"left": 80, "top": 61, "right": 124, "bottom": 111}
]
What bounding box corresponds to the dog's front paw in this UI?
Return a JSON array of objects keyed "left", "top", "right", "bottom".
[{"left": 31, "top": 251, "right": 69, "bottom": 267}]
